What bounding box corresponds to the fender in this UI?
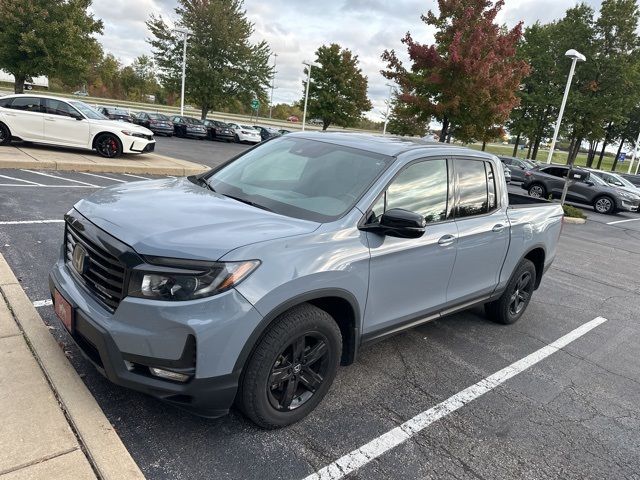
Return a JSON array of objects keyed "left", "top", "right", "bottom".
[{"left": 232, "top": 288, "right": 361, "bottom": 373}]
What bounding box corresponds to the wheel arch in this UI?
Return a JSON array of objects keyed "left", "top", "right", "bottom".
[
  {"left": 233, "top": 289, "right": 361, "bottom": 374},
  {"left": 593, "top": 194, "right": 617, "bottom": 212},
  {"left": 91, "top": 130, "right": 123, "bottom": 149},
  {"left": 523, "top": 246, "right": 545, "bottom": 289}
]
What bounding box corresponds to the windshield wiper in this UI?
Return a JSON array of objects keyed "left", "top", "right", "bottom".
[
  {"left": 196, "top": 177, "right": 215, "bottom": 192},
  {"left": 223, "top": 194, "right": 273, "bottom": 212}
]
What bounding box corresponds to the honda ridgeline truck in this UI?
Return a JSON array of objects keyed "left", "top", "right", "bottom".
[{"left": 50, "top": 133, "right": 564, "bottom": 428}]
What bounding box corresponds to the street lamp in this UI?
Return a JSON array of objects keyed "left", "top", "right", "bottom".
[
  {"left": 627, "top": 130, "right": 640, "bottom": 174},
  {"left": 546, "top": 49, "right": 586, "bottom": 164},
  {"left": 302, "top": 61, "right": 319, "bottom": 131},
  {"left": 174, "top": 27, "right": 192, "bottom": 116},
  {"left": 269, "top": 53, "right": 278, "bottom": 119},
  {"left": 382, "top": 83, "right": 395, "bottom": 136}
]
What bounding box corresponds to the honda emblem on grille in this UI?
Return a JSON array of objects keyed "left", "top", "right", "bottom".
[{"left": 72, "top": 244, "right": 89, "bottom": 274}]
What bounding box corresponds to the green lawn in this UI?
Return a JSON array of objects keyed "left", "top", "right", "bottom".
[{"left": 465, "top": 142, "right": 636, "bottom": 173}]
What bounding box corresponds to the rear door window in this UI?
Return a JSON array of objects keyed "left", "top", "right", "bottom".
[
  {"left": 44, "top": 99, "right": 75, "bottom": 117},
  {"left": 8, "top": 97, "right": 41, "bottom": 112},
  {"left": 453, "top": 159, "right": 489, "bottom": 218}
]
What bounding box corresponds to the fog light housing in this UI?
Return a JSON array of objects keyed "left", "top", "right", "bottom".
[{"left": 149, "top": 367, "right": 190, "bottom": 383}]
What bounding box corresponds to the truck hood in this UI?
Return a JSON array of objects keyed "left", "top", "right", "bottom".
[{"left": 74, "top": 177, "right": 320, "bottom": 260}]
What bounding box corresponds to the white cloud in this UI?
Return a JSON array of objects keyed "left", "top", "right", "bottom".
[{"left": 90, "top": 0, "right": 604, "bottom": 119}]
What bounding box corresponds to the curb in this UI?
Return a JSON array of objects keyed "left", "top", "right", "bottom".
[
  {"left": 0, "top": 253, "right": 145, "bottom": 480},
  {"left": 563, "top": 216, "right": 586, "bottom": 224}
]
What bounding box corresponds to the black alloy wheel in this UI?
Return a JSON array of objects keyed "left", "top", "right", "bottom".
[
  {"left": 0, "top": 123, "right": 10, "bottom": 146},
  {"left": 485, "top": 259, "right": 536, "bottom": 325},
  {"left": 238, "top": 303, "right": 342, "bottom": 428},
  {"left": 95, "top": 134, "right": 122, "bottom": 158},
  {"left": 268, "top": 333, "right": 330, "bottom": 411}
]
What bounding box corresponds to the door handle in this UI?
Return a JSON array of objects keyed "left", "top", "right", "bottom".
[
  {"left": 44, "top": 117, "right": 55, "bottom": 122},
  {"left": 492, "top": 224, "right": 506, "bottom": 233},
  {"left": 438, "top": 234, "right": 457, "bottom": 246},
  {"left": 4, "top": 112, "right": 16, "bottom": 116}
]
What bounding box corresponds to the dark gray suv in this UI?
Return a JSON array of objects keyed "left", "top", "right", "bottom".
[
  {"left": 522, "top": 164, "right": 640, "bottom": 214},
  {"left": 499, "top": 156, "right": 536, "bottom": 183}
]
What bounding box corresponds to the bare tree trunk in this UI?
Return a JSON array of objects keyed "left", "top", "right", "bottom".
[
  {"left": 569, "top": 137, "right": 582, "bottom": 164},
  {"left": 596, "top": 140, "right": 608, "bottom": 170},
  {"left": 512, "top": 132, "right": 520, "bottom": 157},
  {"left": 532, "top": 136, "right": 541, "bottom": 160},
  {"left": 322, "top": 120, "right": 330, "bottom": 131},
  {"left": 481, "top": 140, "right": 487, "bottom": 151},
  {"left": 201, "top": 105, "right": 209, "bottom": 121},
  {"left": 14, "top": 74, "right": 25, "bottom": 94},
  {"left": 586, "top": 140, "right": 597, "bottom": 168},
  {"left": 439, "top": 117, "right": 449, "bottom": 142},
  {"left": 526, "top": 141, "right": 533, "bottom": 159},
  {"left": 611, "top": 139, "right": 625, "bottom": 172}
]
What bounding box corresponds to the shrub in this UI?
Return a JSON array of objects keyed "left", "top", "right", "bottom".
[{"left": 562, "top": 204, "right": 586, "bottom": 219}]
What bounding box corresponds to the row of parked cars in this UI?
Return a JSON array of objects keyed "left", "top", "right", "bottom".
[
  {"left": 94, "top": 106, "right": 290, "bottom": 145},
  {"left": 498, "top": 155, "right": 640, "bottom": 215}
]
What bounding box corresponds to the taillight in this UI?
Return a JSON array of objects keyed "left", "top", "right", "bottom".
[{"left": 241, "top": 130, "right": 250, "bottom": 134}]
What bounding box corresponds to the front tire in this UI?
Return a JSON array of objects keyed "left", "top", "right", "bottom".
[
  {"left": 485, "top": 259, "right": 536, "bottom": 325},
  {"left": 95, "top": 133, "right": 122, "bottom": 158},
  {"left": 238, "top": 304, "right": 342, "bottom": 429},
  {"left": 593, "top": 195, "right": 615, "bottom": 215},
  {"left": 0, "top": 123, "right": 11, "bottom": 146}
]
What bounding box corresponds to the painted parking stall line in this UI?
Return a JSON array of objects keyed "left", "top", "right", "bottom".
[
  {"left": 20, "top": 169, "right": 99, "bottom": 187},
  {"left": 0, "top": 184, "right": 98, "bottom": 188},
  {"left": 122, "top": 173, "right": 151, "bottom": 180},
  {"left": 77, "top": 171, "right": 127, "bottom": 183},
  {"left": 303, "top": 316, "right": 608, "bottom": 480},
  {"left": 607, "top": 217, "right": 640, "bottom": 225},
  {"left": 0, "top": 219, "right": 64, "bottom": 225},
  {"left": 0, "top": 173, "right": 44, "bottom": 185}
]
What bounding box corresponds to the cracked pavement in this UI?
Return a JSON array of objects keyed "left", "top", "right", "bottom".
[{"left": 1, "top": 170, "right": 639, "bottom": 480}]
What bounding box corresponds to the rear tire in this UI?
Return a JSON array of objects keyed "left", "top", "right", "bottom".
[
  {"left": 593, "top": 195, "right": 615, "bottom": 215},
  {"left": 528, "top": 183, "right": 546, "bottom": 199},
  {"left": 238, "top": 303, "right": 342, "bottom": 429},
  {"left": 0, "top": 123, "right": 11, "bottom": 146},
  {"left": 485, "top": 259, "right": 536, "bottom": 325}
]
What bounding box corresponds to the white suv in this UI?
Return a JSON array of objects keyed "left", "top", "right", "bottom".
[{"left": 0, "top": 94, "right": 155, "bottom": 158}]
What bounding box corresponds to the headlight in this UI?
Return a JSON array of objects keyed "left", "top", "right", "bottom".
[
  {"left": 127, "top": 259, "right": 260, "bottom": 301},
  {"left": 121, "top": 130, "right": 150, "bottom": 139},
  {"left": 619, "top": 191, "right": 640, "bottom": 200}
]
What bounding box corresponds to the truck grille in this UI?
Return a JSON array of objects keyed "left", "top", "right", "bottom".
[{"left": 65, "top": 222, "right": 125, "bottom": 311}]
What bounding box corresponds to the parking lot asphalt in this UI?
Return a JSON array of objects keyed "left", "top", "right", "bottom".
[
  {"left": 1, "top": 169, "right": 639, "bottom": 479},
  {"left": 154, "top": 135, "right": 251, "bottom": 167}
]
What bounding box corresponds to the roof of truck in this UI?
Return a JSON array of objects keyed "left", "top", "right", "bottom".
[{"left": 290, "top": 131, "right": 494, "bottom": 158}]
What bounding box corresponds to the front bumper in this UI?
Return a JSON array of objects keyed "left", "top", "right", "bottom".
[
  {"left": 49, "top": 238, "right": 263, "bottom": 417},
  {"left": 620, "top": 200, "right": 640, "bottom": 212},
  {"left": 125, "top": 139, "right": 155, "bottom": 154}
]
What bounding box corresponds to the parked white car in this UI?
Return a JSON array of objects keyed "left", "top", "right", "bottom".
[
  {"left": 0, "top": 94, "right": 155, "bottom": 158},
  {"left": 227, "top": 123, "right": 261, "bottom": 144}
]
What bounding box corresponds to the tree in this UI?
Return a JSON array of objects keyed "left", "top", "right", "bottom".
[
  {"left": 303, "top": 44, "right": 372, "bottom": 130},
  {"left": 387, "top": 91, "right": 429, "bottom": 136},
  {"left": 0, "top": 0, "right": 103, "bottom": 93},
  {"left": 147, "top": 0, "right": 272, "bottom": 120},
  {"left": 382, "top": 0, "right": 529, "bottom": 143}
]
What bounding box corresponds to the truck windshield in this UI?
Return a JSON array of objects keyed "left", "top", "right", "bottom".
[{"left": 206, "top": 137, "right": 393, "bottom": 222}]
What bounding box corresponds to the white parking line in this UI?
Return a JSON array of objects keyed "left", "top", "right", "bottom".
[
  {"left": 607, "top": 218, "right": 640, "bottom": 225},
  {"left": 0, "top": 184, "right": 97, "bottom": 188},
  {"left": 122, "top": 173, "right": 150, "bottom": 180},
  {"left": 303, "top": 316, "right": 608, "bottom": 480},
  {"left": 20, "top": 169, "right": 99, "bottom": 187},
  {"left": 77, "top": 172, "right": 127, "bottom": 183},
  {"left": 0, "top": 173, "right": 44, "bottom": 185},
  {"left": 0, "top": 220, "right": 64, "bottom": 225},
  {"left": 33, "top": 299, "right": 53, "bottom": 308}
]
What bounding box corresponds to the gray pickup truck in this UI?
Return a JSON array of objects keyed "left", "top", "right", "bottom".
[{"left": 49, "top": 133, "right": 564, "bottom": 428}]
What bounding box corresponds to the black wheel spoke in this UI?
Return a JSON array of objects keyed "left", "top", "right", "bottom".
[
  {"left": 299, "top": 367, "right": 323, "bottom": 391},
  {"left": 292, "top": 336, "right": 305, "bottom": 363},
  {"left": 303, "top": 341, "right": 327, "bottom": 366},
  {"left": 281, "top": 377, "right": 298, "bottom": 409},
  {"left": 269, "top": 366, "right": 292, "bottom": 386}
]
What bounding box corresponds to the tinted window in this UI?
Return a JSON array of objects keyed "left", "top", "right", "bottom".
[
  {"left": 379, "top": 160, "right": 449, "bottom": 224},
  {"left": 0, "top": 97, "right": 10, "bottom": 108},
  {"left": 44, "top": 99, "right": 74, "bottom": 116},
  {"left": 9, "top": 97, "right": 41, "bottom": 112},
  {"left": 542, "top": 167, "right": 567, "bottom": 178},
  {"left": 501, "top": 157, "right": 512, "bottom": 165},
  {"left": 454, "top": 159, "right": 488, "bottom": 218}
]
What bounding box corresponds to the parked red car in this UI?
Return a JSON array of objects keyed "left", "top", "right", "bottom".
[{"left": 286, "top": 115, "right": 299, "bottom": 122}]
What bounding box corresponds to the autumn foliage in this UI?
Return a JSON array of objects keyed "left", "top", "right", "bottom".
[{"left": 382, "top": 0, "right": 530, "bottom": 142}]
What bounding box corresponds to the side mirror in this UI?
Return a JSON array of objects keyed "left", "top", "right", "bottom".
[
  {"left": 361, "top": 208, "right": 426, "bottom": 239},
  {"left": 71, "top": 113, "right": 83, "bottom": 121},
  {"left": 585, "top": 181, "right": 595, "bottom": 187}
]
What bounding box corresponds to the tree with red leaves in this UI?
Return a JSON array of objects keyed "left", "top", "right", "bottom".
[{"left": 382, "top": 0, "right": 530, "bottom": 145}]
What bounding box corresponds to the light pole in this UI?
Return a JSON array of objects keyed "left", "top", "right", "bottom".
[
  {"left": 627, "top": 131, "right": 640, "bottom": 174},
  {"left": 382, "top": 83, "right": 395, "bottom": 135},
  {"left": 269, "top": 53, "right": 278, "bottom": 119},
  {"left": 174, "top": 28, "right": 192, "bottom": 116},
  {"left": 302, "top": 61, "right": 319, "bottom": 131},
  {"left": 546, "top": 49, "right": 586, "bottom": 164}
]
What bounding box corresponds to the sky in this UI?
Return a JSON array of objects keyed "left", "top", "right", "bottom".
[{"left": 89, "top": 0, "right": 603, "bottom": 120}]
